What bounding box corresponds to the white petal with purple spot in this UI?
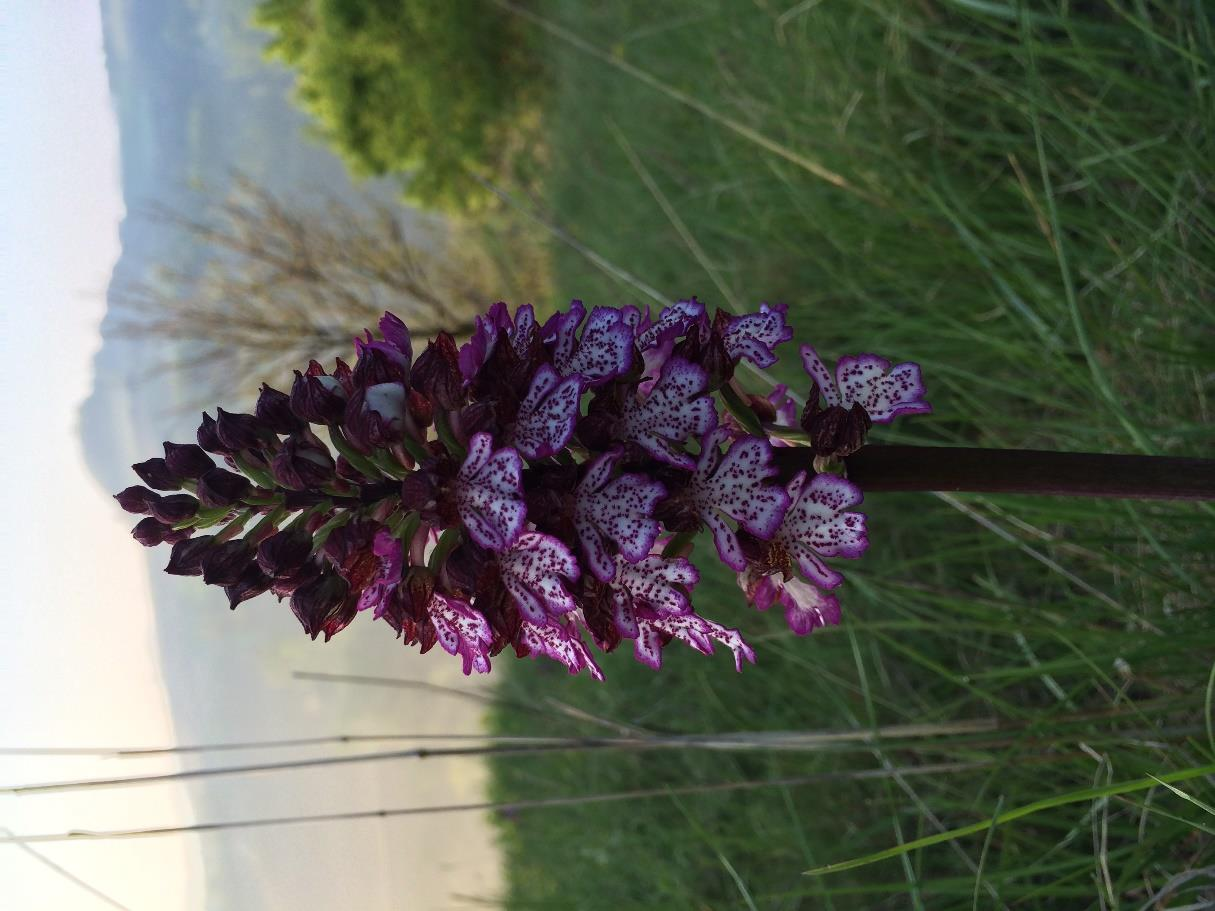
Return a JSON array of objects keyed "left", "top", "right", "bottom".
[{"left": 455, "top": 432, "right": 526, "bottom": 551}]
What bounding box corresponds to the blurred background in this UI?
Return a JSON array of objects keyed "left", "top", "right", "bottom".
[{"left": 2, "top": 1, "right": 1213, "bottom": 909}]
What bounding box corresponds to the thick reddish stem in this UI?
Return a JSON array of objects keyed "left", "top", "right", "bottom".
[{"left": 768, "top": 446, "right": 1215, "bottom": 501}]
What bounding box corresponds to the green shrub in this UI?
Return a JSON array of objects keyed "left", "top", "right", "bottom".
[{"left": 255, "top": 0, "right": 542, "bottom": 212}]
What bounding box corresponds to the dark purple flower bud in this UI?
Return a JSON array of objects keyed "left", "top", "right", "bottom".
[
  {"left": 150, "top": 493, "right": 199, "bottom": 525},
  {"left": 322, "top": 520, "right": 381, "bottom": 590},
  {"left": 131, "top": 517, "right": 192, "bottom": 548},
  {"left": 196, "top": 467, "right": 253, "bottom": 509},
  {"left": 256, "top": 526, "right": 315, "bottom": 579},
  {"left": 197, "top": 412, "right": 231, "bottom": 455},
  {"left": 800, "top": 400, "right": 872, "bottom": 458},
  {"left": 272, "top": 433, "right": 336, "bottom": 490},
  {"left": 114, "top": 485, "right": 162, "bottom": 514},
  {"left": 290, "top": 571, "right": 355, "bottom": 641},
  {"left": 132, "top": 458, "right": 182, "bottom": 491},
  {"left": 411, "top": 332, "right": 466, "bottom": 410},
  {"left": 256, "top": 383, "right": 306, "bottom": 434},
  {"left": 224, "top": 564, "right": 273, "bottom": 610},
  {"left": 343, "top": 383, "right": 409, "bottom": 452},
  {"left": 378, "top": 311, "right": 413, "bottom": 360},
  {"left": 270, "top": 560, "right": 322, "bottom": 600},
  {"left": 215, "top": 408, "right": 272, "bottom": 452},
  {"left": 399, "top": 469, "right": 439, "bottom": 514},
  {"left": 163, "top": 442, "right": 215, "bottom": 479},
  {"left": 201, "top": 539, "right": 255, "bottom": 587},
  {"left": 290, "top": 362, "right": 348, "bottom": 424},
  {"left": 165, "top": 535, "right": 216, "bottom": 576},
  {"left": 352, "top": 330, "right": 411, "bottom": 388}
]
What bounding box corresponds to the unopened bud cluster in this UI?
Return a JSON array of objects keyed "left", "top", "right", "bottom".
[{"left": 116, "top": 300, "right": 929, "bottom": 679}]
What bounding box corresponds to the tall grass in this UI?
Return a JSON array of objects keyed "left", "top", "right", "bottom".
[{"left": 485, "top": 2, "right": 1215, "bottom": 908}]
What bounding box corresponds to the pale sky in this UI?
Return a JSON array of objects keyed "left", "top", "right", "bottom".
[
  {"left": 0, "top": 6, "right": 503, "bottom": 909},
  {"left": 0, "top": 2, "right": 202, "bottom": 906}
]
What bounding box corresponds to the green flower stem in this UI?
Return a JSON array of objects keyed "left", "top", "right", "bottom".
[
  {"left": 427, "top": 527, "right": 462, "bottom": 573},
  {"left": 214, "top": 509, "right": 254, "bottom": 544},
  {"left": 233, "top": 454, "right": 277, "bottom": 490},
  {"left": 311, "top": 510, "right": 353, "bottom": 551},
  {"left": 719, "top": 383, "right": 765, "bottom": 437},
  {"left": 434, "top": 412, "right": 466, "bottom": 461},
  {"left": 327, "top": 426, "right": 385, "bottom": 480}
]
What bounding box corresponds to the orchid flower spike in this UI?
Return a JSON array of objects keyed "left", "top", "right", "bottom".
[{"left": 118, "top": 298, "right": 929, "bottom": 680}]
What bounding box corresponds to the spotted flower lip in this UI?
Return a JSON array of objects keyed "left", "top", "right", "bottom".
[
  {"left": 498, "top": 531, "right": 580, "bottom": 622},
  {"left": 120, "top": 298, "right": 932, "bottom": 681},
  {"left": 618, "top": 356, "right": 717, "bottom": 469},
  {"left": 455, "top": 432, "right": 526, "bottom": 551},
  {"left": 573, "top": 450, "right": 666, "bottom": 582},
  {"left": 689, "top": 428, "right": 790, "bottom": 571},
  {"left": 510, "top": 364, "right": 584, "bottom": 460},
  {"left": 800, "top": 344, "right": 932, "bottom": 424},
  {"left": 722, "top": 302, "right": 792, "bottom": 368},
  {"left": 544, "top": 301, "right": 634, "bottom": 386}
]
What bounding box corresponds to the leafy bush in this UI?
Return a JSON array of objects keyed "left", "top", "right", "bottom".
[{"left": 255, "top": 0, "right": 542, "bottom": 212}]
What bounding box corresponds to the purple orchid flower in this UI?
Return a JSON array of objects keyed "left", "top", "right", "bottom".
[
  {"left": 509, "top": 364, "right": 584, "bottom": 460},
  {"left": 517, "top": 616, "right": 605, "bottom": 681},
  {"left": 429, "top": 593, "right": 494, "bottom": 675},
  {"left": 618, "top": 357, "right": 717, "bottom": 469},
  {"left": 689, "top": 428, "right": 790, "bottom": 571},
  {"left": 722, "top": 302, "right": 792, "bottom": 368},
  {"left": 498, "top": 531, "right": 580, "bottom": 622},
  {"left": 605, "top": 553, "right": 698, "bottom": 639},
  {"left": 573, "top": 450, "right": 666, "bottom": 582},
  {"left": 743, "top": 572, "right": 840, "bottom": 636},
  {"left": 544, "top": 301, "right": 634, "bottom": 386},
  {"left": 800, "top": 344, "right": 931, "bottom": 424},
  {"left": 455, "top": 432, "right": 526, "bottom": 551}
]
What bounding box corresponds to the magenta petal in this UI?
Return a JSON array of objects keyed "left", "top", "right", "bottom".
[
  {"left": 835, "top": 354, "right": 932, "bottom": 424},
  {"left": 378, "top": 312, "right": 413, "bottom": 361},
  {"left": 799, "top": 344, "right": 840, "bottom": 407},
  {"left": 428, "top": 594, "right": 493, "bottom": 675},
  {"left": 574, "top": 451, "right": 666, "bottom": 581},
  {"left": 455, "top": 433, "right": 526, "bottom": 551},
  {"left": 518, "top": 617, "right": 605, "bottom": 681},
  {"left": 498, "top": 532, "right": 580, "bottom": 622},
  {"left": 619, "top": 357, "right": 717, "bottom": 469},
  {"left": 722, "top": 303, "right": 792, "bottom": 368},
  {"left": 511, "top": 365, "right": 583, "bottom": 460}
]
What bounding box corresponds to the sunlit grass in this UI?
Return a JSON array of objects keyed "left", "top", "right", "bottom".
[{"left": 484, "top": 2, "right": 1214, "bottom": 908}]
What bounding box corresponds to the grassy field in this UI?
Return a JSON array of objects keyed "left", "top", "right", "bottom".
[{"left": 481, "top": 2, "right": 1215, "bottom": 908}]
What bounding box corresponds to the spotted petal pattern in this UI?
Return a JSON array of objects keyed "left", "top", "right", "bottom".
[
  {"left": 511, "top": 365, "right": 583, "bottom": 460},
  {"left": 429, "top": 593, "right": 493, "bottom": 675},
  {"left": 455, "top": 433, "right": 526, "bottom": 551},
  {"left": 633, "top": 610, "right": 755, "bottom": 672},
  {"left": 722, "top": 303, "right": 792, "bottom": 368},
  {"left": 690, "top": 429, "right": 790, "bottom": 570},
  {"left": 573, "top": 451, "right": 666, "bottom": 581},
  {"left": 607, "top": 554, "right": 698, "bottom": 638},
  {"left": 636, "top": 298, "right": 705, "bottom": 350},
  {"left": 801, "top": 344, "right": 931, "bottom": 424},
  {"left": 618, "top": 357, "right": 717, "bottom": 469},
  {"left": 518, "top": 617, "right": 605, "bottom": 681},
  {"left": 775, "top": 471, "right": 867, "bottom": 588},
  {"left": 546, "top": 302, "right": 634, "bottom": 387},
  {"left": 498, "top": 531, "right": 580, "bottom": 622}
]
